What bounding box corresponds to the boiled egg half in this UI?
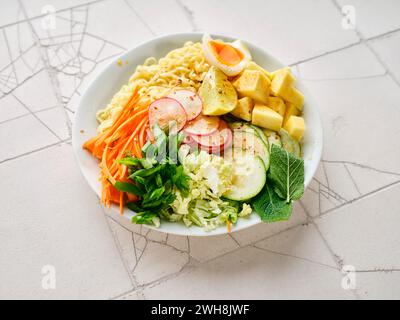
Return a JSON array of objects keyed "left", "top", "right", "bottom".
[{"left": 202, "top": 34, "right": 252, "bottom": 77}]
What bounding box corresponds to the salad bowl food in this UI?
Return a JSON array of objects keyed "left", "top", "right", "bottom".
[{"left": 72, "top": 32, "right": 323, "bottom": 236}]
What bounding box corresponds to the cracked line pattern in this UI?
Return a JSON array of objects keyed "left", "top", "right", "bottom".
[
  {"left": 331, "top": 0, "right": 400, "bottom": 88},
  {"left": 308, "top": 160, "right": 400, "bottom": 218},
  {"left": 175, "top": 0, "right": 198, "bottom": 32},
  {"left": 1, "top": 0, "right": 400, "bottom": 299}
]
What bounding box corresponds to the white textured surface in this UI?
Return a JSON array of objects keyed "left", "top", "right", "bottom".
[{"left": 0, "top": 0, "right": 399, "bottom": 299}]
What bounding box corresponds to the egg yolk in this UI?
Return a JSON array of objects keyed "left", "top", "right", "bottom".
[{"left": 209, "top": 40, "right": 244, "bottom": 66}]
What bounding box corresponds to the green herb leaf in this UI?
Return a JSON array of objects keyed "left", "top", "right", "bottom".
[
  {"left": 268, "top": 144, "right": 304, "bottom": 203},
  {"left": 142, "top": 186, "right": 165, "bottom": 206},
  {"left": 120, "top": 123, "right": 191, "bottom": 227},
  {"left": 171, "top": 165, "right": 190, "bottom": 195},
  {"left": 131, "top": 212, "right": 158, "bottom": 225},
  {"left": 132, "top": 175, "right": 147, "bottom": 186},
  {"left": 138, "top": 158, "right": 156, "bottom": 169},
  {"left": 126, "top": 202, "right": 143, "bottom": 212},
  {"left": 168, "top": 131, "right": 185, "bottom": 164},
  {"left": 129, "top": 164, "right": 165, "bottom": 178},
  {"left": 252, "top": 183, "right": 293, "bottom": 222},
  {"left": 114, "top": 181, "right": 144, "bottom": 196},
  {"left": 117, "top": 157, "right": 141, "bottom": 166}
]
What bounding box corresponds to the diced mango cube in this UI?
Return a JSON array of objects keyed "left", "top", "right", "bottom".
[
  {"left": 283, "top": 102, "right": 299, "bottom": 125},
  {"left": 283, "top": 87, "right": 304, "bottom": 110},
  {"left": 245, "top": 61, "right": 271, "bottom": 80},
  {"left": 233, "top": 69, "right": 270, "bottom": 104},
  {"left": 231, "top": 97, "right": 254, "bottom": 121},
  {"left": 251, "top": 103, "right": 283, "bottom": 131},
  {"left": 284, "top": 116, "right": 305, "bottom": 141},
  {"left": 270, "top": 66, "right": 291, "bottom": 78},
  {"left": 267, "top": 96, "right": 286, "bottom": 117},
  {"left": 271, "top": 67, "right": 304, "bottom": 110},
  {"left": 270, "top": 68, "right": 295, "bottom": 96}
]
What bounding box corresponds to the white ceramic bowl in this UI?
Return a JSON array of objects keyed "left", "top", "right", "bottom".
[{"left": 72, "top": 32, "right": 323, "bottom": 236}]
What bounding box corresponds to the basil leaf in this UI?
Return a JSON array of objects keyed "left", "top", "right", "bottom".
[
  {"left": 268, "top": 144, "right": 304, "bottom": 203},
  {"left": 114, "top": 181, "right": 144, "bottom": 196},
  {"left": 252, "top": 183, "right": 293, "bottom": 222}
]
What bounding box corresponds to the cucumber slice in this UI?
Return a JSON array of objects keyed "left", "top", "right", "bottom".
[
  {"left": 232, "top": 130, "right": 270, "bottom": 170},
  {"left": 223, "top": 148, "right": 266, "bottom": 201},
  {"left": 263, "top": 129, "right": 282, "bottom": 149},
  {"left": 229, "top": 122, "right": 256, "bottom": 134},
  {"left": 230, "top": 122, "right": 269, "bottom": 147},
  {"left": 279, "top": 129, "right": 301, "bottom": 157},
  {"left": 250, "top": 125, "right": 269, "bottom": 147}
]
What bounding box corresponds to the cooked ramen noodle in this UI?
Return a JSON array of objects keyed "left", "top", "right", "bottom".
[{"left": 96, "top": 41, "right": 210, "bottom": 132}]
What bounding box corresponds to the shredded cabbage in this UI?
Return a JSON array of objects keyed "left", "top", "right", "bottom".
[{"left": 164, "top": 148, "right": 252, "bottom": 230}]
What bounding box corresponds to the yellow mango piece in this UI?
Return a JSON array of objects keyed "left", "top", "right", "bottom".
[
  {"left": 283, "top": 102, "right": 300, "bottom": 125},
  {"left": 231, "top": 97, "right": 254, "bottom": 121},
  {"left": 233, "top": 69, "right": 270, "bottom": 104},
  {"left": 270, "top": 66, "right": 291, "bottom": 78},
  {"left": 284, "top": 116, "right": 305, "bottom": 141},
  {"left": 283, "top": 87, "right": 304, "bottom": 110},
  {"left": 270, "top": 68, "right": 295, "bottom": 97},
  {"left": 245, "top": 61, "right": 271, "bottom": 80},
  {"left": 267, "top": 96, "right": 286, "bottom": 117},
  {"left": 251, "top": 103, "right": 283, "bottom": 131}
]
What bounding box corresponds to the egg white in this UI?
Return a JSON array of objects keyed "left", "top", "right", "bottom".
[{"left": 202, "top": 34, "right": 252, "bottom": 77}]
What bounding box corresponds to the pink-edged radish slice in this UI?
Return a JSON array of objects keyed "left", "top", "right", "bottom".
[
  {"left": 182, "top": 134, "right": 194, "bottom": 145},
  {"left": 184, "top": 114, "right": 220, "bottom": 136},
  {"left": 191, "top": 121, "right": 232, "bottom": 153},
  {"left": 167, "top": 89, "right": 202, "bottom": 121},
  {"left": 149, "top": 97, "right": 187, "bottom": 133}
]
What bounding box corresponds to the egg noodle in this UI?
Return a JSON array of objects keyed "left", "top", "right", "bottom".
[{"left": 96, "top": 41, "right": 210, "bottom": 132}]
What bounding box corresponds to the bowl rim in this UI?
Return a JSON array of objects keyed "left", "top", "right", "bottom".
[{"left": 72, "top": 32, "right": 323, "bottom": 237}]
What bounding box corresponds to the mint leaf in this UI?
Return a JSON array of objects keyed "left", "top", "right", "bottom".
[
  {"left": 252, "top": 183, "right": 293, "bottom": 222},
  {"left": 268, "top": 144, "right": 304, "bottom": 203}
]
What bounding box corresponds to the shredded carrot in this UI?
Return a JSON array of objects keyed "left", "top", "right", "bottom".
[
  {"left": 119, "top": 191, "right": 124, "bottom": 214},
  {"left": 126, "top": 193, "right": 138, "bottom": 203},
  {"left": 82, "top": 88, "right": 150, "bottom": 211},
  {"left": 227, "top": 221, "right": 232, "bottom": 233}
]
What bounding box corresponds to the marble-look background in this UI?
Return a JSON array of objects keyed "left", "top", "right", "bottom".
[{"left": 1, "top": 0, "right": 400, "bottom": 300}]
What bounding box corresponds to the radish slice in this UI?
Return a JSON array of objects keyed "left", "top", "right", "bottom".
[
  {"left": 149, "top": 97, "right": 187, "bottom": 133},
  {"left": 191, "top": 121, "right": 232, "bottom": 153},
  {"left": 167, "top": 90, "right": 202, "bottom": 121},
  {"left": 184, "top": 114, "right": 220, "bottom": 136},
  {"left": 183, "top": 134, "right": 194, "bottom": 145}
]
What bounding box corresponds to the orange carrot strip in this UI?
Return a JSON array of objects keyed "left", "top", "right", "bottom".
[
  {"left": 83, "top": 87, "right": 151, "bottom": 208},
  {"left": 119, "top": 191, "right": 124, "bottom": 214}
]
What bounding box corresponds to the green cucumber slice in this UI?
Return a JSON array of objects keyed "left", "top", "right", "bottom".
[
  {"left": 250, "top": 125, "right": 270, "bottom": 147},
  {"left": 232, "top": 130, "right": 270, "bottom": 170},
  {"left": 223, "top": 148, "right": 266, "bottom": 201},
  {"left": 229, "top": 122, "right": 256, "bottom": 133},
  {"left": 279, "top": 129, "right": 301, "bottom": 157},
  {"left": 263, "top": 129, "right": 282, "bottom": 149}
]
